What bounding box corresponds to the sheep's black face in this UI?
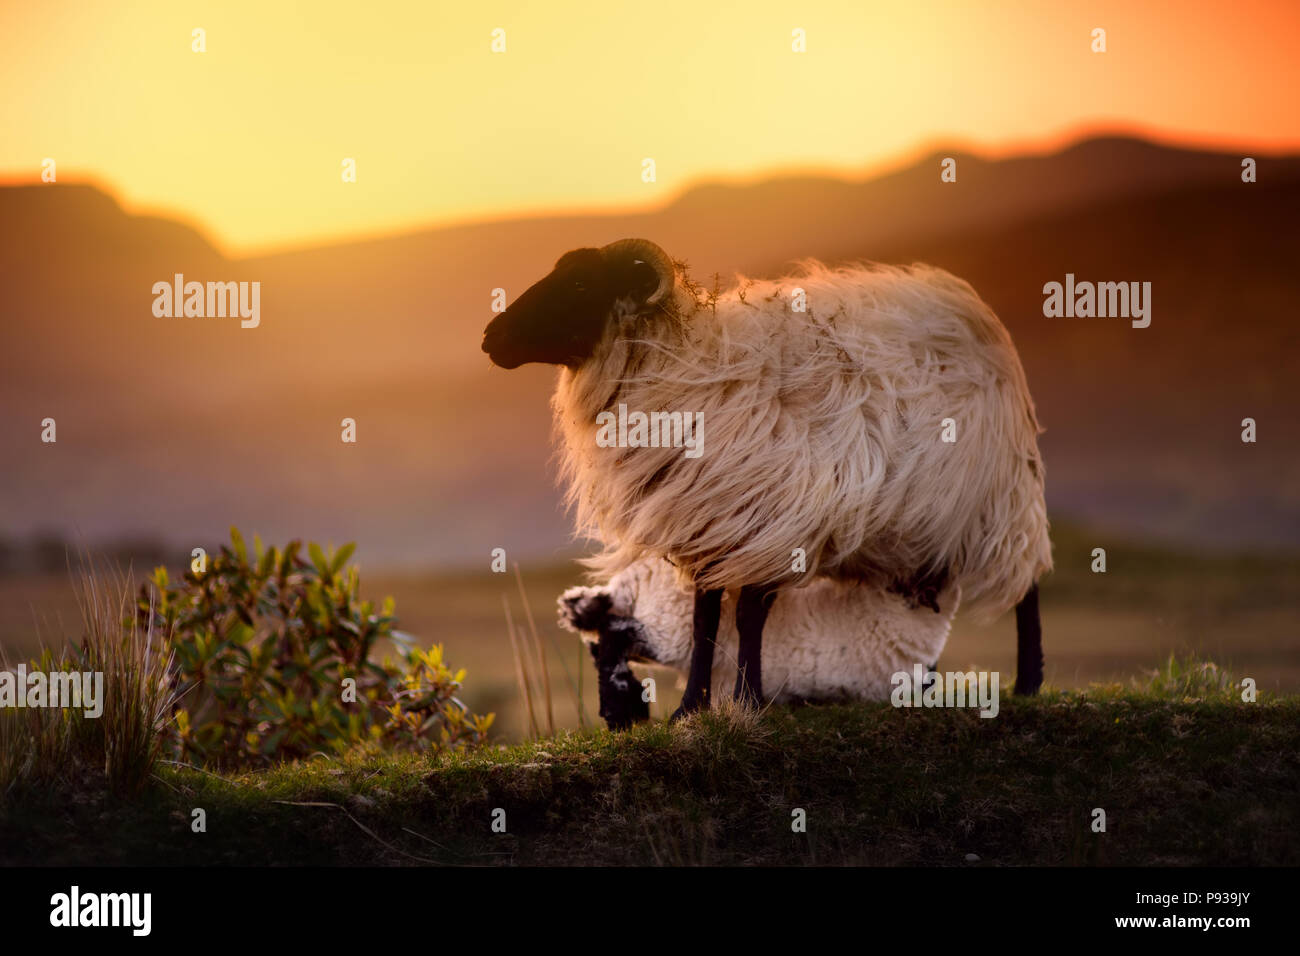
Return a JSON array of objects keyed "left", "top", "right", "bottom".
[{"left": 481, "top": 248, "right": 662, "bottom": 369}]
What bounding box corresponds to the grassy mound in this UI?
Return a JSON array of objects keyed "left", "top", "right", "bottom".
[{"left": 3, "top": 683, "right": 1297, "bottom": 866}]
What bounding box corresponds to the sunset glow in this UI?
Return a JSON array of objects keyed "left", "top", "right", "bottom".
[{"left": 3, "top": 0, "right": 1298, "bottom": 254}]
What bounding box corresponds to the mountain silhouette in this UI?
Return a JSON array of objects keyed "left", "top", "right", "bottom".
[{"left": 2, "top": 136, "right": 1297, "bottom": 566}]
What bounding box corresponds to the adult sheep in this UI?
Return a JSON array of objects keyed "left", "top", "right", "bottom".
[
  {"left": 481, "top": 239, "right": 1051, "bottom": 717},
  {"left": 558, "top": 556, "right": 959, "bottom": 729}
]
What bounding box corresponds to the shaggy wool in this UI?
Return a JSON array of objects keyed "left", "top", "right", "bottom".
[
  {"left": 559, "top": 556, "right": 958, "bottom": 703},
  {"left": 553, "top": 261, "right": 1051, "bottom": 619}
]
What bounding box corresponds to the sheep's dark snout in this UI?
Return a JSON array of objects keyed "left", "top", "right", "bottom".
[{"left": 480, "top": 322, "right": 526, "bottom": 369}]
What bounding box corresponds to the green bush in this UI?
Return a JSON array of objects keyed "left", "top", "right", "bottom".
[{"left": 140, "top": 528, "right": 492, "bottom": 769}]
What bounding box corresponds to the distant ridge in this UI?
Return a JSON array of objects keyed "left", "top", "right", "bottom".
[
  {"left": 2, "top": 182, "right": 222, "bottom": 263},
  {"left": 1, "top": 136, "right": 1297, "bottom": 563}
]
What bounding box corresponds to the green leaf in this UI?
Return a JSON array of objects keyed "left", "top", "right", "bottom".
[
  {"left": 152, "top": 530, "right": 490, "bottom": 767},
  {"left": 257, "top": 545, "right": 276, "bottom": 578},
  {"left": 330, "top": 542, "right": 356, "bottom": 576}
]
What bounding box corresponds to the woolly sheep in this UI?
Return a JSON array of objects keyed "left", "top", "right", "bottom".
[
  {"left": 482, "top": 239, "right": 1051, "bottom": 715},
  {"left": 558, "top": 556, "right": 958, "bottom": 729}
]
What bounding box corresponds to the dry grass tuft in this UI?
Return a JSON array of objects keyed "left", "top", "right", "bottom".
[{"left": 0, "top": 560, "right": 174, "bottom": 800}]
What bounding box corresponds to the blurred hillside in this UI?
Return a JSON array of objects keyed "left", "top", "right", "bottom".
[{"left": 1, "top": 136, "right": 1298, "bottom": 566}]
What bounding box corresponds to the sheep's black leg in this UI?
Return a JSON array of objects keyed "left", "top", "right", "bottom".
[
  {"left": 670, "top": 587, "right": 723, "bottom": 721},
  {"left": 734, "top": 584, "right": 777, "bottom": 705},
  {"left": 1013, "top": 583, "right": 1043, "bottom": 695}
]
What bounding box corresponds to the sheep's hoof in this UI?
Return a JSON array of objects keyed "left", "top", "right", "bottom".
[
  {"left": 732, "top": 673, "right": 763, "bottom": 707},
  {"left": 1013, "top": 676, "right": 1043, "bottom": 696},
  {"left": 669, "top": 698, "right": 707, "bottom": 723},
  {"left": 732, "top": 688, "right": 763, "bottom": 708}
]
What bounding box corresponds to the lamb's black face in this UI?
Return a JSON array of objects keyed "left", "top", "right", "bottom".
[
  {"left": 481, "top": 247, "right": 662, "bottom": 369},
  {"left": 590, "top": 638, "right": 650, "bottom": 731},
  {"left": 558, "top": 586, "right": 653, "bottom": 730},
  {"left": 559, "top": 587, "right": 614, "bottom": 632}
]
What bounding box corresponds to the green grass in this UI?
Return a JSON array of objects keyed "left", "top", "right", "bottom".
[
  {"left": 0, "top": 564, "right": 173, "bottom": 797},
  {"left": 4, "top": 520, "right": 1298, "bottom": 742},
  {"left": 3, "top": 683, "right": 1297, "bottom": 866},
  {"left": 2, "top": 524, "right": 1297, "bottom": 865}
]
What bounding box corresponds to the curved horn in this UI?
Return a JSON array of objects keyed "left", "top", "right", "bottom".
[{"left": 601, "top": 238, "right": 675, "bottom": 306}]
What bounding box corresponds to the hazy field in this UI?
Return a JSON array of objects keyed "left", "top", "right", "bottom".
[{"left": 1, "top": 524, "right": 1297, "bottom": 741}]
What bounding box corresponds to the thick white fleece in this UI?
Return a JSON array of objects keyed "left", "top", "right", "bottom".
[
  {"left": 553, "top": 261, "right": 1051, "bottom": 619},
  {"left": 560, "top": 557, "right": 959, "bottom": 703}
]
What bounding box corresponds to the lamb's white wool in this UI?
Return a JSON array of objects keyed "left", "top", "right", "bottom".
[
  {"left": 554, "top": 261, "right": 1051, "bottom": 619},
  {"left": 560, "top": 557, "right": 959, "bottom": 704}
]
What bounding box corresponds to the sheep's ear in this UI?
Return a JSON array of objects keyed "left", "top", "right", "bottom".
[
  {"left": 557, "top": 587, "right": 614, "bottom": 632},
  {"left": 600, "top": 238, "right": 675, "bottom": 309}
]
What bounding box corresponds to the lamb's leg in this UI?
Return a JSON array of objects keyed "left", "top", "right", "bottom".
[
  {"left": 1013, "top": 583, "right": 1043, "bottom": 695},
  {"left": 734, "top": 584, "right": 777, "bottom": 705},
  {"left": 670, "top": 587, "right": 723, "bottom": 721}
]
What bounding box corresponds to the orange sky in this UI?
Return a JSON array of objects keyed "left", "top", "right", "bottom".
[{"left": 3, "top": 0, "right": 1297, "bottom": 255}]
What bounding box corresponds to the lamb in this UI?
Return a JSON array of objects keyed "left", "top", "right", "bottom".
[
  {"left": 482, "top": 238, "right": 1051, "bottom": 716},
  {"left": 558, "top": 556, "right": 959, "bottom": 729}
]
